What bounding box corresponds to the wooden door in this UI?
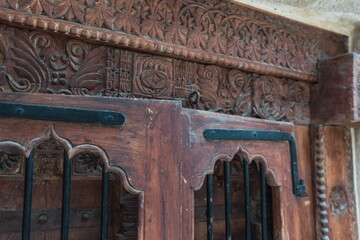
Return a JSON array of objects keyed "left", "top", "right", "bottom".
[{"left": 0, "top": 93, "right": 183, "bottom": 240}]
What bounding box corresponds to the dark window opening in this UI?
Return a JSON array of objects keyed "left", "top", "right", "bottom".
[
  {"left": 0, "top": 139, "right": 139, "bottom": 240},
  {"left": 194, "top": 155, "right": 274, "bottom": 240}
]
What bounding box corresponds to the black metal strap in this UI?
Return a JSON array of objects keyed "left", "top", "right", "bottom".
[
  {"left": 203, "top": 129, "right": 307, "bottom": 197},
  {"left": 0, "top": 102, "right": 126, "bottom": 126}
]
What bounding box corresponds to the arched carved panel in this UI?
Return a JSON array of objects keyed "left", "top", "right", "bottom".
[
  {"left": 194, "top": 144, "right": 281, "bottom": 191},
  {"left": 0, "top": 125, "right": 142, "bottom": 239},
  {"left": 0, "top": 124, "right": 140, "bottom": 194}
]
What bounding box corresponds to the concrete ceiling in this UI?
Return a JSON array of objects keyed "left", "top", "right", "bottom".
[{"left": 235, "top": 0, "right": 360, "bottom": 52}]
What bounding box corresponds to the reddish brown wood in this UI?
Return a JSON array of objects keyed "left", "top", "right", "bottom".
[
  {"left": 0, "top": 93, "right": 183, "bottom": 240},
  {"left": 0, "top": 1, "right": 347, "bottom": 82},
  {"left": 312, "top": 53, "right": 360, "bottom": 125},
  {"left": 0, "top": 0, "right": 354, "bottom": 239},
  {"left": 0, "top": 24, "right": 311, "bottom": 124},
  {"left": 180, "top": 109, "right": 315, "bottom": 240},
  {"left": 322, "top": 127, "right": 357, "bottom": 239}
]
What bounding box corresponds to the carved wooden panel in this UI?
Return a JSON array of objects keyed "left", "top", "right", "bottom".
[
  {"left": 0, "top": 25, "right": 310, "bottom": 124},
  {"left": 312, "top": 53, "right": 360, "bottom": 125},
  {"left": 0, "top": 93, "right": 183, "bottom": 240},
  {"left": 0, "top": 0, "right": 347, "bottom": 82},
  {"left": 0, "top": 131, "right": 139, "bottom": 239},
  {"left": 0, "top": 146, "right": 23, "bottom": 175}
]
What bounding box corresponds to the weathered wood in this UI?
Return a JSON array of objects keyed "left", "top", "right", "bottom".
[
  {"left": 0, "top": 1, "right": 347, "bottom": 82},
  {"left": 0, "top": 93, "right": 183, "bottom": 240},
  {"left": 0, "top": 0, "right": 354, "bottom": 238},
  {"left": 312, "top": 53, "right": 360, "bottom": 125},
  {"left": 181, "top": 109, "right": 315, "bottom": 240},
  {"left": 0, "top": 24, "right": 312, "bottom": 124},
  {"left": 322, "top": 127, "right": 357, "bottom": 239}
]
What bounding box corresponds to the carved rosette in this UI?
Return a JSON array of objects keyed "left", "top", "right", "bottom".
[{"left": 133, "top": 54, "right": 173, "bottom": 98}]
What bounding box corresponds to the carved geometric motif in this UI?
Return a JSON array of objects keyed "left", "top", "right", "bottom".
[
  {"left": 133, "top": 54, "right": 173, "bottom": 98},
  {"left": 105, "top": 48, "right": 134, "bottom": 97}
]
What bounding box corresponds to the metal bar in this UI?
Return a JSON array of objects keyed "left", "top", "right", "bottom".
[
  {"left": 22, "top": 150, "right": 34, "bottom": 240},
  {"left": 0, "top": 102, "right": 126, "bottom": 126},
  {"left": 243, "top": 160, "right": 251, "bottom": 240},
  {"left": 203, "top": 129, "right": 307, "bottom": 197},
  {"left": 101, "top": 164, "right": 109, "bottom": 240},
  {"left": 260, "top": 163, "right": 268, "bottom": 240},
  {"left": 224, "top": 161, "right": 231, "bottom": 240},
  {"left": 61, "top": 152, "right": 71, "bottom": 240},
  {"left": 206, "top": 174, "right": 213, "bottom": 240}
]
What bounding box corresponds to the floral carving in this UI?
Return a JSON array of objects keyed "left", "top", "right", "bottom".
[
  {"left": 0, "top": 0, "right": 344, "bottom": 75},
  {"left": 0, "top": 147, "right": 23, "bottom": 175},
  {"left": 0, "top": 26, "right": 310, "bottom": 124},
  {"left": 85, "top": 0, "right": 114, "bottom": 28},
  {"left": 69, "top": 46, "right": 106, "bottom": 96},
  {"left": 0, "top": 27, "right": 106, "bottom": 95},
  {"left": 218, "top": 70, "right": 252, "bottom": 116},
  {"left": 253, "top": 76, "right": 309, "bottom": 123},
  {"left": 73, "top": 151, "right": 102, "bottom": 175},
  {"left": 6, "top": 30, "right": 50, "bottom": 93},
  {"left": 194, "top": 65, "right": 222, "bottom": 111}
]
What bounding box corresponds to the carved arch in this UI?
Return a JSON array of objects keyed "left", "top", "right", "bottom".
[
  {"left": 0, "top": 125, "right": 140, "bottom": 194},
  {"left": 194, "top": 143, "right": 281, "bottom": 191}
]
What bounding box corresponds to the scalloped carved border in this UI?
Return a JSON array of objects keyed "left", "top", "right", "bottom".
[
  {"left": 193, "top": 143, "right": 281, "bottom": 191},
  {"left": 0, "top": 6, "right": 346, "bottom": 82},
  {"left": 0, "top": 124, "right": 140, "bottom": 194}
]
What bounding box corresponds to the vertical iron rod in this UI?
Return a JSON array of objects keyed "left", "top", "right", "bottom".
[
  {"left": 61, "top": 152, "right": 71, "bottom": 240},
  {"left": 243, "top": 160, "right": 251, "bottom": 240},
  {"left": 206, "top": 174, "right": 213, "bottom": 240},
  {"left": 224, "top": 161, "right": 231, "bottom": 240},
  {"left": 22, "top": 150, "right": 34, "bottom": 240},
  {"left": 260, "top": 163, "right": 268, "bottom": 240},
  {"left": 101, "top": 164, "right": 109, "bottom": 240}
]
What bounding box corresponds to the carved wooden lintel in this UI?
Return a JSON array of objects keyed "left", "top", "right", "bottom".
[
  {"left": 0, "top": 0, "right": 347, "bottom": 82},
  {"left": 0, "top": 25, "right": 310, "bottom": 124},
  {"left": 312, "top": 53, "right": 360, "bottom": 125}
]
